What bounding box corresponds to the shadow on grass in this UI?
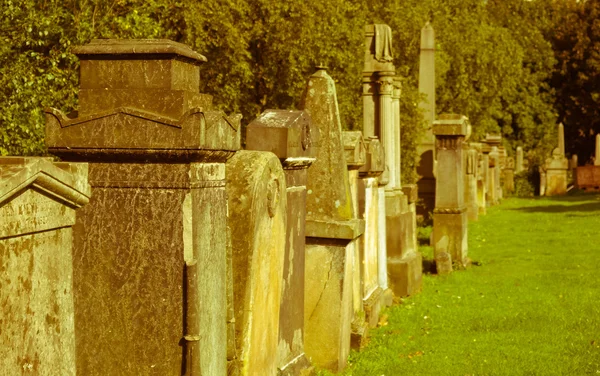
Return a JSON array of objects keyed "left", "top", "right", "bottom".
[{"left": 510, "top": 201, "right": 600, "bottom": 213}]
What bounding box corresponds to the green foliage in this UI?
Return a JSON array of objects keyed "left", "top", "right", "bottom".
[
  {"left": 0, "top": 0, "right": 592, "bottom": 185},
  {"left": 513, "top": 170, "right": 536, "bottom": 197},
  {"left": 550, "top": 0, "right": 600, "bottom": 163}
]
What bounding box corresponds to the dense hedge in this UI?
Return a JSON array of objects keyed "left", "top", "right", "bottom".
[{"left": 3, "top": 0, "right": 592, "bottom": 184}]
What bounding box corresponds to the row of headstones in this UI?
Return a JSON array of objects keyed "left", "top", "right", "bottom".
[
  {"left": 573, "top": 132, "right": 600, "bottom": 191},
  {"left": 1, "top": 30, "right": 424, "bottom": 375}
]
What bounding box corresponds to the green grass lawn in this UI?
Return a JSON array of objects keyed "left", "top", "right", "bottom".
[{"left": 320, "top": 194, "right": 600, "bottom": 375}]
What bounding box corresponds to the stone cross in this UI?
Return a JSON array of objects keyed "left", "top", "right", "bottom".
[
  {"left": 432, "top": 114, "right": 470, "bottom": 270},
  {"left": 0, "top": 157, "right": 90, "bottom": 375}
]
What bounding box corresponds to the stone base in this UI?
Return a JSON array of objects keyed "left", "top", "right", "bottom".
[
  {"left": 304, "top": 240, "right": 353, "bottom": 372},
  {"left": 387, "top": 251, "right": 423, "bottom": 297},
  {"left": 546, "top": 169, "right": 568, "bottom": 196},
  {"left": 278, "top": 353, "right": 313, "bottom": 376},
  {"left": 363, "top": 287, "right": 383, "bottom": 328},
  {"left": 350, "top": 318, "right": 369, "bottom": 350},
  {"left": 432, "top": 211, "right": 468, "bottom": 267}
]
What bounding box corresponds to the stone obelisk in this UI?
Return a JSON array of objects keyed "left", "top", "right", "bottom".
[
  {"left": 417, "top": 22, "right": 436, "bottom": 217},
  {"left": 595, "top": 134, "right": 600, "bottom": 166}
]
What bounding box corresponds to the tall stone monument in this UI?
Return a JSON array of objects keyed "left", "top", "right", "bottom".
[
  {"left": 464, "top": 144, "right": 479, "bottom": 221},
  {"left": 482, "top": 135, "right": 502, "bottom": 205},
  {"left": 1, "top": 157, "right": 90, "bottom": 375},
  {"left": 302, "top": 68, "right": 364, "bottom": 372},
  {"left": 45, "top": 39, "right": 240, "bottom": 375},
  {"left": 432, "top": 115, "right": 470, "bottom": 270},
  {"left": 363, "top": 24, "right": 422, "bottom": 299},
  {"left": 246, "top": 110, "right": 316, "bottom": 375},
  {"left": 417, "top": 22, "right": 436, "bottom": 216},
  {"left": 545, "top": 123, "right": 569, "bottom": 196}
]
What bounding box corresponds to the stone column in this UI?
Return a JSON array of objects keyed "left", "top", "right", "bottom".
[
  {"left": 432, "top": 115, "right": 469, "bottom": 270},
  {"left": 479, "top": 151, "right": 488, "bottom": 215},
  {"left": 558, "top": 123, "right": 565, "bottom": 156},
  {"left": 417, "top": 21, "right": 436, "bottom": 216},
  {"left": 342, "top": 131, "right": 369, "bottom": 349},
  {"left": 0, "top": 157, "right": 90, "bottom": 375},
  {"left": 358, "top": 137, "right": 385, "bottom": 327},
  {"left": 364, "top": 24, "right": 422, "bottom": 300},
  {"left": 465, "top": 145, "right": 479, "bottom": 221},
  {"left": 301, "top": 68, "right": 364, "bottom": 373},
  {"left": 45, "top": 39, "right": 240, "bottom": 376},
  {"left": 245, "top": 110, "right": 316, "bottom": 375},
  {"left": 489, "top": 147, "right": 500, "bottom": 204},
  {"left": 595, "top": 134, "right": 600, "bottom": 166},
  {"left": 516, "top": 146, "right": 524, "bottom": 173}
]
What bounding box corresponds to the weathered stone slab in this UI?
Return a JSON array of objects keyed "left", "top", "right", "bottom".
[
  {"left": 342, "top": 131, "right": 369, "bottom": 349},
  {"left": 0, "top": 157, "right": 90, "bottom": 376},
  {"left": 503, "top": 157, "right": 515, "bottom": 195},
  {"left": 44, "top": 39, "right": 238, "bottom": 376},
  {"left": 575, "top": 166, "right": 600, "bottom": 190},
  {"left": 226, "top": 151, "right": 287, "bottom": 376},
  {"left": 246, "top": 110, "right": 316, "bottom": 375},
  {"left": 432, "top": 115, "right": 469, "bottom": 269},
  {"left": 464, "top": 144, "right": 479, "bottom": 221},
  {"left": 302, "top": 68, "right": 363, "bottom": 372}
]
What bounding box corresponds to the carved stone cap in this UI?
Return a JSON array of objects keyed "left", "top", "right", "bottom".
[
  {"left": 246, "top": 110, "right": 317, "bottom": 166},
  {"left": 483, "top": 133, "right": 502, "bottom": 146},
  {"left": 0, "top": 157, "right": 90, "bottom": 208},
  {"left": 343, "top": 131, "right": 366, "bottom": 169},
  {"left": 359, "top": 136, "right": 385, "bottom": 177},
  {"left": 432, "top": 114, "right": 469, "bottom": 136},
  {"left": 73, "top": 39, "right": 207, "bottom": 64}
]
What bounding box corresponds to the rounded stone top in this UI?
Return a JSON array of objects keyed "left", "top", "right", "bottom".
[{"left": 72, "top": 39, "right": 208, "bottom": 64}]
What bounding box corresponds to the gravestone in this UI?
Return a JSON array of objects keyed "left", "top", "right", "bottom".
[
  {"left": 45, "top": 39, "right": 240, "bottom": 375},
  {"left": 545, "top": 148, "right": 568, "bottom": 196},
  {"left": 302, "top": 68, "right": 364, "bottom": 372},
  {"left": 417, "top": 22, "right": 436, "bottom": 217},
  {"left": 342, "top": 131, "right": 369, "bottom": 348},
  {"left": 226, "top": 151, "right": 287, "bottom": 376},
  {"left": 503, "top": 157, "right": 515, "bottom": 195},
  {"left": 358, "top": 137, "right": 385, "bottom": 327},
  {"left": 479, "top": 151, "right": 488, "bottom": 214},
  {"left": 0, "top": 157, "right": 90, "bottom": 376},
  {"left": 482, "top": 135, "right": 502, "bottom": 205},
  {"left": 246, "top": 110, "right": 316, "bottom": 375},
  {"left": 464, "top": 144, "right": 479, "bottom": 221},
  {"left": 432, "top": 115, "right": 469, "bottom": 270},
  {"left": 516, "top": 146, "right": 524, "bottom": 173},
  {"left": 364, "top": 23, "right": 422, "bottom": 299}
]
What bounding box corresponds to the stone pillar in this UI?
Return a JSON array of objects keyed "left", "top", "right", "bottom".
[
  {"left": 226, "top": 151, "right": 287, "bottom": 376},
  {"left": 595, "top": 134, "right": 600, "bottom": 166},
  {"left": 465, "top": 145, "right": 479, "bottom": 221},
  {"left": 489, "top": 147, "right": 500, "bottom": 204},
  {"left": 302, "top": 68, "right": 364, "bottom": 372},
  {"left": 558, "top": 123, "right": 565, "bottom": 156},
  {"left": 245, "top": 110, "right": 316, "bottom": 375},
  {"left": 503, "top": 157, "right": 515, "bottom": 195},
  {"left": 516, "top": 146, "right": 524, "bottom": 173},
  {"left": 45, "top": 39, "right": 240, "bottom": 376},
  {"left": 479, "top": 151, "right": 488, "bottom": 215},
  {"left": 364, "top": 23, "right": 422, "bottom": 299},
  {"left": 417, "top": 21, "right": 436, "bottom": 217},
  {"left": 342, "top": 131, "right": 370, "bottom": 349},
  {"left": 358, "top": 137, "right": 385, "bottom": 327},
  {"left": 432, "top": 115, "right": 469, "bottom": 270},
  {"left": 0, "top": 157, "right": 90, "bottom": 375}
]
